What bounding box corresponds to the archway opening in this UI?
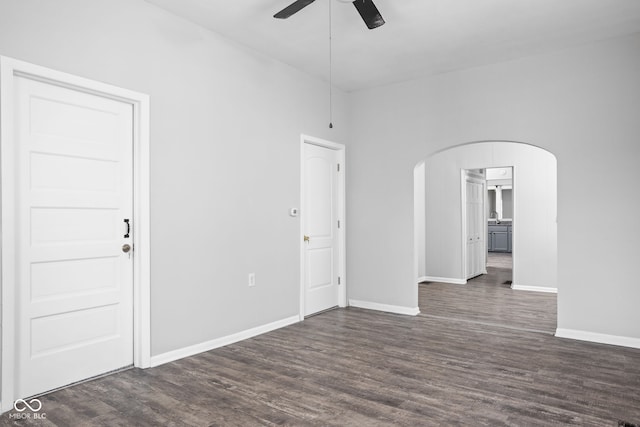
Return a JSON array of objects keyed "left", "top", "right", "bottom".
[{"left": 414, "top": 141, "right": 558, "bottom": 332}]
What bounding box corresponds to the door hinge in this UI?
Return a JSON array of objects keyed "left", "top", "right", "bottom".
[
  {"left": 338, "top": 276, "right": 341, "bottom": 285},
  {"left": 337, "top": 163, "right": 340, "bottom": 172},
  {"left": 337, "top": 220, "right": 341, "bottom": 229}
]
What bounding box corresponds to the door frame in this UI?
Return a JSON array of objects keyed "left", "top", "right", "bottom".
[
  {"left": 299, "top": 134, "right": 346, "bottom": 320},
  {"left": 483, "top": 166, "right": 516, "bottom": 282},
  {"left": 510, "top": 166, "right": 516, "bottom": 288},
  {"left": 0, "top": 56, "right": 151, "bottom": 412},
  {"left": 461, "top": 170, "right": 488, "bottom": 281}
]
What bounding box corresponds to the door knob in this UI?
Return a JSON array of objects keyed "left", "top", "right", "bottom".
[
  {"left": 122, "top": 244, "right": 131, "bottom": 253},
  {"left": 304, "top": 235, "right": 310, "bottom": 242}
]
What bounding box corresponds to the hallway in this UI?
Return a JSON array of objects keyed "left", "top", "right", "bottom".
[{"left": 419, "top": 253, "right": 556, "bottom": 334}]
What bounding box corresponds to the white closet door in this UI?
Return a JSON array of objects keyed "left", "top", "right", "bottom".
[{"left": 303, "top": 143, "right": 340, "bottom": 316}]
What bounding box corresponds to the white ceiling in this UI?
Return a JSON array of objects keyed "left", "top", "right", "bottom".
[{"left": 144, "top": 0, "right": 640, "bottom": 92}]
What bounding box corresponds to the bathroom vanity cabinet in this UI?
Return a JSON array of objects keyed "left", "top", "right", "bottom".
[{"left": 488, "top": 224, "right": 512, "bottom": 253}]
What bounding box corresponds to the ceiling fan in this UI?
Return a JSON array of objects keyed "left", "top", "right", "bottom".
[{"left": 274, "top": 0, "right": 386, "bottom": 30}]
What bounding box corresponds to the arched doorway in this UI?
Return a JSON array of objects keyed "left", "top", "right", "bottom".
[{"left": 414, "top": 141, "right": 558, "bottom": 330}]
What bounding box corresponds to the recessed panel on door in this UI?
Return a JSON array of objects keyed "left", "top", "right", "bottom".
[
  {"left": 30, "top": 257, "right": 119, "bottom": 301},
  {"left": 308, "top": 157, "right": 333, "bottom": 238},
  {"left": 308, "top": 248, "right": 333, "bottom": 290},
  {"left": 30, "top": 304, "right": 120, "bottom": 358},
  {"left": 30, "top": 96, "right": 118, "bottom": 145},
  {"left": 31, "top": 208, "right": 118, "bottom": 244},
  {"left": 30, "top": 152, "right": 118, "bottom": 192}
]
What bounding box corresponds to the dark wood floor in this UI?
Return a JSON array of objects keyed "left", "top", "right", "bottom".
[
  {"left": 486, "top": 252, "right": 513, "bottom": 269},
  {"left": 4, "top": 268, "right": 640, "bottom": 426},
  {"left": 419, "top": 253, "right": 557, "bottom": 334}
]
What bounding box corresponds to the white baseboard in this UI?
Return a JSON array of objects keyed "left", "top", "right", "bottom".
[
  {"left": 555, "top": 328, "right": 640, "bottom": 349},
  {"left": 419, "top": 276, "right": 466, "bottom": 285},
  {"left": 150, "top": 315, "right": 299, "bottom": 367},
  {"left": 349, "top": 299, "right": 420, "bottom": 316},
  {"left": 511, "top": 284, "right": 557, "bottom": 293}
]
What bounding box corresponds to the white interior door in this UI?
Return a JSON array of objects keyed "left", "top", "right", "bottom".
[
  {"left": 14, "top": 76, "right": 134, "bottom": 398},
  {"left": 466, "top": 179, "right": 484, "bottom": 279},
  {"left": 303, "top": 143, "right": 340, "bottom": 316}
]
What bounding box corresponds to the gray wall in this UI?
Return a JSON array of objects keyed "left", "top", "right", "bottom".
[
  {"left": 0, "top": 0, "right": 349, "bottom": 356},
  {"left": 348, "top": 33, "right": 640, "bottom": 339}
]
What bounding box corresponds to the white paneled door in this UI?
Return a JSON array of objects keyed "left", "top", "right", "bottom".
[
  {"left": 14, "top": 76, "right": 134, "bottom": 398},
  {"left": 466, "top": 179, "right": 485, "bottom": 279},
  {"left": 303, "top": 143, "right": 340, "bottom": 316}
]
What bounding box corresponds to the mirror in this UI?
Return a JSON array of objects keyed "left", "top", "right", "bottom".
[{"left": 486, "top": 167, "right": 512, "bottom": 221}]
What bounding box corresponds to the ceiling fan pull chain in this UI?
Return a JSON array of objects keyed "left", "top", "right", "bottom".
[{"left": 329, "top": 0, "right": 334, "bottom": 129}]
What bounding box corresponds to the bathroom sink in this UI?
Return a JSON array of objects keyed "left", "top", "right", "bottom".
[{"left": 488, "top": 220, "right": 512, "bottom": 225}]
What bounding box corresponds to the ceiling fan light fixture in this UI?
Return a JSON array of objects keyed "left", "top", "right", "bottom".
[
  {"left": 272, "top": 0, "right": 386, "bottom": 128},
  {"left": 274, "top": 0, "right": 385, "bottom": 30}
]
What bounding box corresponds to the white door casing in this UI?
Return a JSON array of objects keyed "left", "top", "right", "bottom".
[
  {"left": 1, "top": 57, "right": 150, "bottom": 412},
  {"left": 300, "top": 136, "right": 346, "bottom": 318}
]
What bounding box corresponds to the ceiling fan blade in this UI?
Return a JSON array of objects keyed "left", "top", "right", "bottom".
[
  {"left": 352, "top": 0, "right": 385, "bottom": 29},
  {"left": 274, "top": 0, "right": 317, "bottom": 19}
]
